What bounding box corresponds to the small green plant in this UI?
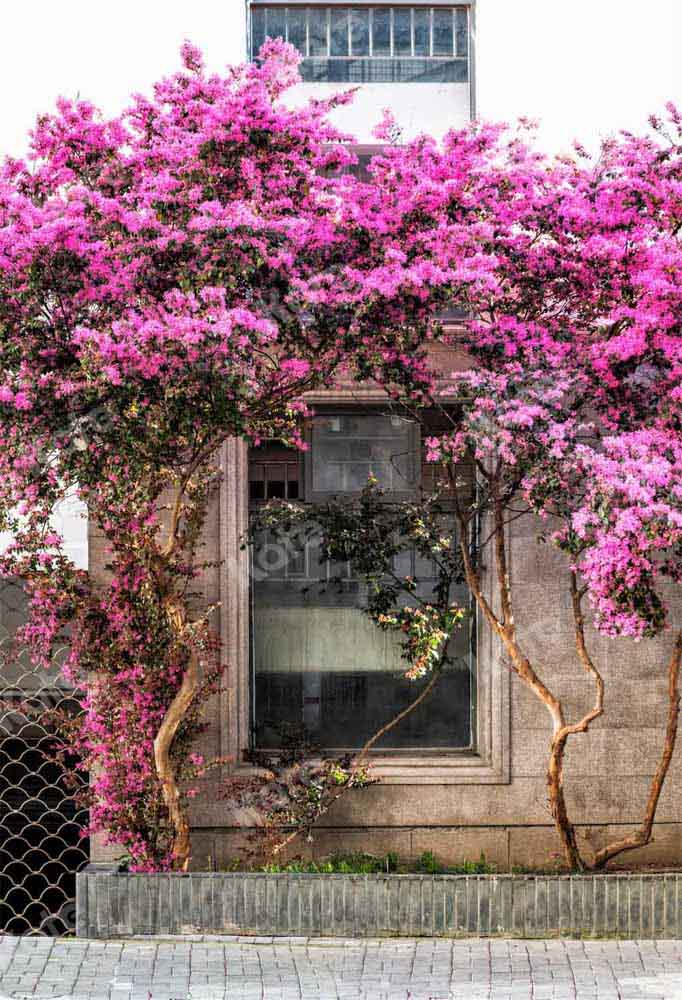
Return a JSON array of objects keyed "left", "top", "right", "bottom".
[
  {"left": 224, "top": 849, "right": 497, "bottom": 875},
  {"left": 458, "top": 853, "right": 493, "bottom": 875},
  {"left": 415, "top": 850, "right": 442, "bottom": 874}
]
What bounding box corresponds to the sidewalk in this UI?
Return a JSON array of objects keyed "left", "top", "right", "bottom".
[{"left": 1, "top": 934, "right": 682, "bottom": 1000}]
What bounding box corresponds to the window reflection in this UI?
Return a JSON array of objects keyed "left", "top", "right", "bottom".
[
  {"left": 308, "top": 8, "right": 329, "bottom": 57},
  {"left": 433, "top": 9, "right": 454, "bottom": 56},
  {"left": 394, "top": 9, "right": 413, "bottom": 56},
  {"left": 413, "top": 9, "right": 430, "bottom": 55},
  {"left": 350, "top": 9, "right": 370, "bottom": 56},
  {"left": 330, "top": 9, "right": 349, "bottom": 56},
  {"left": 250, "top": 6, "right": 470, "bottom": 84},
  {"left": 372, "top": 9, "right": 391, "bottom": 57},
  {"left": 288, "top": 9, "right": 307, "bottom": 53}
]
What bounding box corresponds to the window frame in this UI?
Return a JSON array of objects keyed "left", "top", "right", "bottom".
[
  {"left": 249, "top": 4, "right": 471, "bottom": 64},
  {"left": 246, "top": 411, "right": 478, "bottom": 757},
  {"left": 219, "top": 419, "right": 509, "bottom": 786}
]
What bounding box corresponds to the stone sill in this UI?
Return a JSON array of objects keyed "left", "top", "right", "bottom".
[{"left": 77, "top": 869, "right": 682, "bottom": 940}]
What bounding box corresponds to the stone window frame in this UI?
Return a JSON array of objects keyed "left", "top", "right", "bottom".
[{"left": 218, "top": 394, "right": 511, "bottom": 785}]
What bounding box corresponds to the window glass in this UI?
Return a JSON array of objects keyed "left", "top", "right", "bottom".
[
  {"left": 287, "top": 8, "right": 307, "bottom": 55},
  {"left": 413, "top": 8, "right": 430, "bottom": 56},
  {"left": 330, "top": 9, "right": 350, "bottom": 56},
  {"left": 455, "top": 7, "right": 468, "bottom": 57},
  {"left": 393, "top": 9, "right": 412, "bottom": 56},
  {"left": 266, "top": 7, "right": 286, "bottom": 41},
  {"left": 311, "top": 413, "right": 415, "bottom": 495},
  {"left": 371, "top": 9, "right": 391, "bottom": 57},
  {"left": 432, "top": 9, "right": 454, "bottom": 55},
  {"left": 249, "top": 446, "right": 300, "bottom": 503},
  {"left": 251, "top": 528, "right": 473, "bottom": 751},
  {"left": 248, "top": 420, "right": 475, "bottom": 753},
  {"left": 251, "top": 7, "right": 470, "bottom": 83},
  {"left": 350, "top": 8, "right": 370, "bottom": 55},
  {"left": 308, "top": 8, "right": 329, "bottom": 56},
  {"left": 251, "top": 8, "right": 266, "bottom": 57}
]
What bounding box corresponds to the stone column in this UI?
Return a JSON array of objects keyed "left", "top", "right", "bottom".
[{"left": 218, "top": 438, "right": 251, "bottom": 767}]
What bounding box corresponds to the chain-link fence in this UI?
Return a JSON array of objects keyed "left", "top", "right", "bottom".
[{"left": 0, "top": 580, "right": 88, "bottom": 935}]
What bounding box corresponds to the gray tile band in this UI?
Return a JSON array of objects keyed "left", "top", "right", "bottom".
[{"left": 76, "top": 872, "right": 682, "bottom": 939}]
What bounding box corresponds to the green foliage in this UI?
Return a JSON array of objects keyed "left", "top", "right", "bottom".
[
  {"left": 225, "top": 850, "right": 496, "bottom": 875},
  {"left": 249, "top": 475, "right": 470, "bottom": 680}
]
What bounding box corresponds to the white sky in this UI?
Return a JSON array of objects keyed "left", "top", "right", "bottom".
[
  {"left": 476, "top": 0, "right": 682, "bottom": 152},
  {"left": 0, "top": 1, "right": 680, "bottom": 158}
]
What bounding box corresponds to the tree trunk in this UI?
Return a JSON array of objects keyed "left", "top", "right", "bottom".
[
  {"left": 152, "top": 599, "right": 200, "bottom": 871},
  {"left": 543, "top": 574, "right": 606, "bottom": 872},
  {"left": 547, "top": 732, "right": 585, "bottom": 870},
  {"left": 452, "top": 480, "right": 592, "bottom": 870}
]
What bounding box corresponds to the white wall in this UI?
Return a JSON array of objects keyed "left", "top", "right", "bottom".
[
  {"left": 285, "top": 81, "right": 471, "bottom": 142},
  {"left": 0, "top": 1, "right": 247, "bottom": 158}
]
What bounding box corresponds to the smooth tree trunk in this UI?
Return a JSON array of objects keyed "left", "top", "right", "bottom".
[
  {"left": 451, "top": 473, "right": 599, "bottom": 871},
  {"left": 153, "top": 596, "right": 200, "bottom": 871},
  {"left": 150, "top": 467, "right": 211, "bottom": 871}
]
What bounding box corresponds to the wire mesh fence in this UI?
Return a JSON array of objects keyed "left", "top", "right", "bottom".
[{"left": 0, "top": 579, "right": 88, "bottom": 935}]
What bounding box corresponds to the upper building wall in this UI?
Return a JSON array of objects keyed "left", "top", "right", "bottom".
[{"left": 250, "top": 2, "right": 474, "bottom": 141}]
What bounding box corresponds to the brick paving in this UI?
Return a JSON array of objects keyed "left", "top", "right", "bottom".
[{"left": 1, "top": 935, "right": 682, "bottom": 1000}]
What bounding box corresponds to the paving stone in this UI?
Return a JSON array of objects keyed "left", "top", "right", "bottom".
[{"left": 1, "top": 936, "right": 682, "bottom": 999}]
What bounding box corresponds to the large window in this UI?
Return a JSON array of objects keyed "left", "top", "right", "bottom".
[
  {"left": 249, "top": 411, "right": 475, "bottom": 753},
  {"left": 250, "top": 6, "right": 470, "bottom": 83}
]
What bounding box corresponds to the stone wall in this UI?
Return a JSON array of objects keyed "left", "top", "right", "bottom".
[{"left": 89, "top": 430, "right": 682, "bottom": 872}]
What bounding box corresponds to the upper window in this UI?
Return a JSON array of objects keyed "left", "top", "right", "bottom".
[
  {"left": 308, "top": 412, "right": 418, "bottom": 499},
  {"left": 250, "top": 6, "right": 469, "bottom": 83}
]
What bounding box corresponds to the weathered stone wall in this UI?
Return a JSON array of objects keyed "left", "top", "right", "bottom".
[
  {"left": 89, "top": 428, "right": 682, "bottom": 872},
  {"left": 182, "top": 490, "right": 682, "bottom": 873}
]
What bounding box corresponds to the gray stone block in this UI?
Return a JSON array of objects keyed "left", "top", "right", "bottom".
[{"left": 75, "top": 871, "right": 682, "bottom": 940}]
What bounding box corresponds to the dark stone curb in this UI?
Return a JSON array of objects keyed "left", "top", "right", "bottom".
[{"left": 76, "top": 869, "right": 682, "bottom": 940}]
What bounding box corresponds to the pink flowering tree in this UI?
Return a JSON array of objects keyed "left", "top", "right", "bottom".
[
  {"left": 389, "top": 110, "right": 682, "bottom": 870},
  {"left": 0, "top": 42, "right": 481, "bottom": 871},
  {"left": 254, "top": 103, "right": 681, "bottom": 870},
  {"left": 1, "top": 33, "right": 680, "bottom": 875}
]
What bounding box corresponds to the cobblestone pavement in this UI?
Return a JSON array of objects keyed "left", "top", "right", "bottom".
[{"left": 1, "top": 935, "right": 682, "bottom": 1000}]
